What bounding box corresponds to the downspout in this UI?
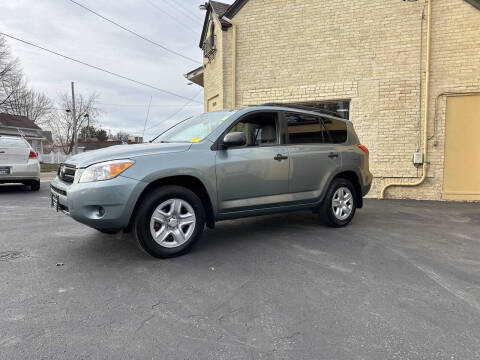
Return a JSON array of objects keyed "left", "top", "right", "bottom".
[
  {"left": 222, "top": 16, "right": 237, "bottom": 108},
  {"left": 380, "top": 0, "right": 432, "bottom": 199}
]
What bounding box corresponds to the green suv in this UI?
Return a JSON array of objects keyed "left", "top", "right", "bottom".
[{"left": 50, "top": 105, "right": 372, "bottom": 258}]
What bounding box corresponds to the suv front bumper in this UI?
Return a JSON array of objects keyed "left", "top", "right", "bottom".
[{"left": 50, "top": 175, "right": 147, "bottom": 230}]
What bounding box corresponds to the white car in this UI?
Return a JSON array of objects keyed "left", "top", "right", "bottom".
[{"left": 0, "top": 135, "right": 40, "bottom": 191}]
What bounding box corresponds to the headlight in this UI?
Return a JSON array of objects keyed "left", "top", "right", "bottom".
[{"left": 79, "top": 159, "right": 135, "bottom": 183}]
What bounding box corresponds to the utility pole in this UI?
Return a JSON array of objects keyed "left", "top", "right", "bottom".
[
  {"left": 84, "top": 114, "right": 90, "bottom": 141},
  {"left": 71, "top": 81, "right": 78, "bottom": 155},
  {"left": 142, "top": 96, "right": 153, "bottom": 141}
]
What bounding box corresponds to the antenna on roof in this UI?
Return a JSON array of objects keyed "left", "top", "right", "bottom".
[{"left": 16, "top": 127, "right": 26, "bottom": 139}]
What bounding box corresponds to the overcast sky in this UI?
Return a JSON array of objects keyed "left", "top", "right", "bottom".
[{"left": 0, "top": 0, "right": 229, "bottom": 140}]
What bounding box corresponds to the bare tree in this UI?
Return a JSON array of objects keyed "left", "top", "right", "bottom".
[
  {"left": 0, "top": 36, "right": 22, "bottom": 108},
  {"left": 0, "top": 35, "right": 53, "bottom": 124},
  {"left": 47, "top": 92, "right": 100, "bottom": 154},
  {"left": 6, "top": 86, "right": 53, "bottom": 125}
]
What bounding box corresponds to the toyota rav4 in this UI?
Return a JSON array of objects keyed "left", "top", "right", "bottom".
[{"left": 50, "top": 105, "right": 372, "bottom": 258}]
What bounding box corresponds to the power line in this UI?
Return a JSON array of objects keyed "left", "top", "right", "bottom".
[
  {"left": 146, "top": 89, "right": 202, "bottom": 132},
  {"left": 144, "top": 0, "right": 202, "bottom": 33},
  {"left": 0, "top": 32, "right": 203, "bottom": 104},
  {"left": 67, "top": 0, "right": 200, "bottom": 64},
  {"left": 162, "top": 0, "right": 204, "bottom": 26}
]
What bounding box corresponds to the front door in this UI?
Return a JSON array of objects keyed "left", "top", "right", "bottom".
[{"left": 215, "top": 112, "right": 290, "bottom": 212}]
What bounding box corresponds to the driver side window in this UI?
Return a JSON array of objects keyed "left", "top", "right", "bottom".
[{"left": 227, "top": 112, "right": 278, "bottom": 147}]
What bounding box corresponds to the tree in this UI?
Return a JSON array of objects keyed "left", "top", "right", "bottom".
[
  {"left": 47, "top": 92, "right": 100, "bottom": 154},
  {"left": 115, "top": 131, "right": 130, "bottom": 142},
  {"left": 0, "top": 36, "right": 21, "bottom": 109},
  {"left": 79, "top": 125, "right": 96, "bottom": 140},
  {"left": 96, "top": 128, "right": 108, "bottom": 141},
  {"left": 0, "top": 35, "right": 53, "bottom": 125}
]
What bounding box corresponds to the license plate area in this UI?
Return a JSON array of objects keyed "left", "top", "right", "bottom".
[
  {"left": 51, "top": 193, "right": 59, "bottom": 212},
  {"left": 0, "top": 167, "right": 11, "bottom": 175}
]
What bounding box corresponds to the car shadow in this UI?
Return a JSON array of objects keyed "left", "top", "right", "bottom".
[
  {"left": 67, "top": 211, "right": 368, "bottom": 262},
  {"left": 0, "top": 184, "right": 31, "bottom": 193},
  {"left": 192, "top": 212, "right": 331, "bottom": 253}
]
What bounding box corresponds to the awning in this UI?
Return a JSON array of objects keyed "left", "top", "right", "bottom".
[{"left": 184, "top": 66, "right": 204, "bottom": 87}]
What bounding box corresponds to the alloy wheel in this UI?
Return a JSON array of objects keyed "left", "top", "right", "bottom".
[
  {"left": 149, "top": 198, "right": 196, "bottom": 248},
  {"left": 331, "top": 187, "right": 354, "bottom": 221}
]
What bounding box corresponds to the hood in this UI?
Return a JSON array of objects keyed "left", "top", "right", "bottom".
[{"left": 65, "top": 142, "right": 192, "bottom": 168}]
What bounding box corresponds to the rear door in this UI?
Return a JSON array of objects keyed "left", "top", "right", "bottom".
[
  {"left": 0, "top": 137, "right": 30, "bottom": 165},
  {"left": 285, "top": 112, "right": 346, "bottom": 202}
]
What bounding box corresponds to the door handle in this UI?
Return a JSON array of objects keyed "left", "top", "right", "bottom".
[
  {"left": 328, "top": 152, "right": 339, "bottom": 159},
  {"left": 274, "top": 154, "right": 288, "bottom": 161}
]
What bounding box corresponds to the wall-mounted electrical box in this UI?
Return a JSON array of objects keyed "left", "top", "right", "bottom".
[{"left": 413, "top": 152, "right": 424, "bottom": 165}]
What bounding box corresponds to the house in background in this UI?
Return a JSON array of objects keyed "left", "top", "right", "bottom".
[
  {"left": 0, "top": 113, "right": 52, "bottom": 153},
  {"left": 186, "top": 0, "right": 480, "bottom": 201}
]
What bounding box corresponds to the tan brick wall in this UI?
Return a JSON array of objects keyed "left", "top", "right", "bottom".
[
  {"left": 202, "top": 0, "right": 480, "bottom": 200},
  {"left": 203, "top": 15, "right": 225, "bottom": 112}
]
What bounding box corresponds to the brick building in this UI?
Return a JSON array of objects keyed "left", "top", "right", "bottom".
[{"left": 185, "top": 0, "right": 480, "bottom": 201}]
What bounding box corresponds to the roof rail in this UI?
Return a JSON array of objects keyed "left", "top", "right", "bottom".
[{"left": 259, "top": 103, "right": 342, "bottom": 117}]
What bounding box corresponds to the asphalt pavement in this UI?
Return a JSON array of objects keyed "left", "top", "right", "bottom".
[{"left": 0, "top": 183, "right": 479, "bottom": 359}]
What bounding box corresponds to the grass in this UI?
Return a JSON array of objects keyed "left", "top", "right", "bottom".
[{"left": 40, "top": 163, "right": 60, "bottom": 173}]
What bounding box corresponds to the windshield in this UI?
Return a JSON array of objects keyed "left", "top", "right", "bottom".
[{"left": 152, "top": 110, "right": 236, "bottom": 143}]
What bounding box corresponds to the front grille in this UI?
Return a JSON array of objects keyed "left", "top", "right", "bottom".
[
  {"left": 50, "top": 184, "right": 67, "bottom": 196},
  {"left": 58, "top": 163, "right": 76, "bottom": 183}
]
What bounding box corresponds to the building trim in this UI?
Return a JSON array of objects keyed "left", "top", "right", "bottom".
[
  {"left": 464, "top": 0, "right": 480, "bottom": 10},
  {"left": 223, "top": 0, "right": 249, "bottom": 19}
]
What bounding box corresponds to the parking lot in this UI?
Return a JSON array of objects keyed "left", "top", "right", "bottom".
[{"left": 1, "top": 183, "right": 479, "bottom": 359}]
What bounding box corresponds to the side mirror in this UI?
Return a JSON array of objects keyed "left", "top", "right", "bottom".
[{"left": 222, "top": 132, "right": 246, "bottom": 148}]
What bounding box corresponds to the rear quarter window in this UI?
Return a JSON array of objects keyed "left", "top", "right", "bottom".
[
  {"left": 0, "top": 138, "right": 28, "bottom": 147},
  {"left": 323, "top": 118, "right": 348, "bottom": 143}
]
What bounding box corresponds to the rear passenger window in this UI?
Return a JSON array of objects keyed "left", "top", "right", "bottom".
[
  {"left": 0, "top": 138, "right": 27, "bottom": 147},
  {"left": 322, "top": 118, "right": 348, "bottom": 143},
  {"left": 286, "top": 112, "right": 327, "bottom": 144}
]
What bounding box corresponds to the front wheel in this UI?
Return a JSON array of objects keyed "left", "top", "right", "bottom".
[
  {"left": 319, "top": 178, "right": 357, "bottom": 227},
  {"left": 133, "top": 185, "right": 205, "bottom": 258}
]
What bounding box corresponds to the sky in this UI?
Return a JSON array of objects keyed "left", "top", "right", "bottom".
[{"left": 0, "top": 0, "right": 229, "bottom": 140}]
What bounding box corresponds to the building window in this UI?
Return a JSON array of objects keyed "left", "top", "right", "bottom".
[
  {"left": 294, "top": 100, "right": 350, "bottom": 120},
  {"left": 203, "top": 21, "right": 217, "bottom": 61}
]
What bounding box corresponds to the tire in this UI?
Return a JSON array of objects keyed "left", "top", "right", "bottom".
[
  {"left": 133, "top": 185, "right": 205, "bottom": 258},
  {"left": 319, "top": 178, "right": 357, "bottom": 228},
  {"left": 29, "top": 180, "right": 40, "bottom": 191}
]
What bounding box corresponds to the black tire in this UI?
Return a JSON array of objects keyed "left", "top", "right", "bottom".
[
  {"left": 319, "top": 178, "right": 357, "bottom": 228},
  {"left": 133, "top": 185, "right": 205, "bottom": 258},
  {"left": 29, "top": 180, "right": 40, "bottom": 191}
]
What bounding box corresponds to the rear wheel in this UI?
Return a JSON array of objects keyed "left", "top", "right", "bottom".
[
  {"left": 133, "top": 185, "right": 205, "bottom": 258},
  {"left": 320, "top": 178, "right": 356, "bottom": 227},
  {"left": 29, "top": 180, "right": 40, "bottom": 191}
]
